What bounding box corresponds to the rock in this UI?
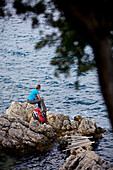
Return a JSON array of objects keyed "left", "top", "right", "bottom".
[
  {"left": 78, "top": 118, "right": 97, "bottom": 135},
  {"left": 74, "top": 115, "right": 83, "bottom": 123},
  {"left": 46, "top": 112, "right": 63, "bottom": 130},
  {"left": 1, "top": 102, "right": 75, "bottom": 154},
  {"left": 60, "top": 155, "right": 76, "bottom": 170},
  {"left": 0, "top": 117, "right": 10, "bottom": 127},
  {"left": 97, "top": 127, "right": 107, "bottom": 133},
  {"left": 6, "top": 102, "right": 35, "bottom": 122},
  {"left": 86, "top": 145, "right": 93, "bottom": 151},
  {"left": 0, "top": 102, "right": 107, "bottom": 158},
  {"left": 29, "top": 118, "right": 57, "bottom": 140},
  {"left": 75, "top": 147, "right": 85, "bottom": 155},
  {"left": 71, "top": 120, "right": 79, "bottom": 129},
  {"left": 94, "top": 133, "right": 103, "bottom": 139},
  {"left": 62, "top": 120, "right": 71, "bottom": 130},
  {"left": 0, "top": 113, "right": 56, "bottom": 154},
  {"left": 8, "top": 128, "right": 24, "bottom": 140},
  {"left": 46, "top": 112, "right": 71, "bottom": 131},
  {"left": 60, "top": 150, "right": 113, "bottom": 170}
]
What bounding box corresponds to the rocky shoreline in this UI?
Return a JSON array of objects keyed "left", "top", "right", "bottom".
[{"left": 0, "top": 102, "right": 112, "bottom": 169}]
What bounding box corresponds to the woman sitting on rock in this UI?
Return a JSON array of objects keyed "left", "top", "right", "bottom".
[{"left": 27, "top": 84, "right": 47, "bottom": 112}]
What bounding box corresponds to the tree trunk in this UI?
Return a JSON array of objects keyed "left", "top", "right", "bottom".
[
  {"left": 93, "top": 37, "right": 113, "bottom": 129},
  {"left": 55, "top": 0, "right": 113, "bottom": 128}
]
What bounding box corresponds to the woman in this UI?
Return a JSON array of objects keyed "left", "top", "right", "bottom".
[{"left": 27, "top": 85, "right": 47, "bottom": 112}]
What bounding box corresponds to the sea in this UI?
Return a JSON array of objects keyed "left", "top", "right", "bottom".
[{"left": 0, "top": 11, "right": 113, "bottom": 169}]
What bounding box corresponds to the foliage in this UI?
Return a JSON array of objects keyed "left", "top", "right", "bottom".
[
  {"left": 1, "top": 0, "right": 95, "bottom": 84},
  {"left": 0, "top": 0, "right": 6, "bottom": 17},
  {"left": 14, "top": 0, "right": 95, "bottom": 82}
]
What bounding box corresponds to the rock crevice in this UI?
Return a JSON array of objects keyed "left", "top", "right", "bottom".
[{"left": 0, "top": 102, "right": 112, "bottom": 169}]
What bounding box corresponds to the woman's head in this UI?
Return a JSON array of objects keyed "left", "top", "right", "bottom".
[{"left": 36, "top": 84, "right": 41, "bottom": 90}]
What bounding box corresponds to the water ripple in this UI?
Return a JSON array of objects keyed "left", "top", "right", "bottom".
[{"left": 0, "top": 14, "right": 113, "bottom": 166}]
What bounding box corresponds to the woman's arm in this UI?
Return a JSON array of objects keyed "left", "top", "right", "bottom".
[
  {"left": 37, "top": 94, "right": 46, "bottom": 101},
  {"left": 37, "top": 94, "right": 41, "bottom": 99}
]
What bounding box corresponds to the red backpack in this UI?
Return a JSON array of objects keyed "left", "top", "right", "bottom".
[{"left": 32, "top": 107, "right": 47, "bottom": 124}]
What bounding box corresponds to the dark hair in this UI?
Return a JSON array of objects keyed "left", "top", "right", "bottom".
[{"left": 36, "top": 84, "right": 41, "bottom": 89}]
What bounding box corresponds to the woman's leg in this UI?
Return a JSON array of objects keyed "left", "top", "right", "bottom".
[
  {"left": 38, "top": 102, "right": 41, "bottom": 109},
  {"left": 40, "top": 99, "right": 46, "bottom": 111},
  {"left": 27, "top": 99, "right": 46, "bottom": 111}
]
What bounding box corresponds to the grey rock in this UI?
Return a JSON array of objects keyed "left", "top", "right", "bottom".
[
  {"left": 2, "top": 139, "right": 12, "bottom": 148},
  {"left": 0, "top": 131, "right": 6, "bottom": 142},
  {"left": 0, "top": 102, "right": 58, "bottom": 154},
  {"left": 71, "top": 120, "right": 79, "bottom": 129},
  {"left": 0, "top": 117, "right": 10, "bottom": 127},
  {"left": 46, "top": 112, "right": 71, "bottom": 131},
  {"left": 60, "top": 150, "right": 113, "bottom": 170},
  {"left": 0, "top": 100, "right": 110, "bottom": 169},
  {"left": 6, "top": 102, "right": 35, "bottom": 122},
  {"left": 29, "top": 119, "right": 56, "bottom": 139},
  {"left": 74, "top": 115, "right": 83, "bottom": 123},
  {"left": 62, "top": 120, "right": 71, "bottom": 130},
  {"left": 8, "top": 128, "right": 24, "bottom": 140},
  {"left": 78, "top": 118, "right": 97, "bottom": 135}
]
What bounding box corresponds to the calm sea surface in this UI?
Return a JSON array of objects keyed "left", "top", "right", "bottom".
[{"left": 0, "top": 14, "right": 113, "bottom": 169}]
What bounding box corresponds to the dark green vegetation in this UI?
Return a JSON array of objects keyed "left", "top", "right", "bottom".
[{"left": 0, "top": 0, "right": 113, "bottom": 128}]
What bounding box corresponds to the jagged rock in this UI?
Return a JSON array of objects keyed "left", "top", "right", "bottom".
[
  {"left": 94, "top": 133, "right": 103, "bottom": 139},
  {"left": 97, "top": 126, "right": 107, "bottom": 133},
  {"left": 86, "top": 145, "right": 93, "bottom": 151},
  {"left": 46, "top": 112, "right": 62, "bottom": 130},
  {"left": 78, "top": 118, "right": 97, "bottom": 135},
  {"left": 29, "top": 118, "right": 57, "bottom": 139},
  {"left": 0, "top": 101, "right": 107, "bottom": 157},
  {"left": 74, "top": 115, "right": 83, "bottom": 123},
  {"left": 62, "top": 120, "right": 71, "bottom": 130},
  {"left": 6, "top": 102, "right": 35, "bottom": 122},
  {"left": 1, "top": 102, "right": 74, "bottom": 154},
  {"left": 0, "top": 114, "right": 55, "bottom": 154},
  {"left": 71, "top": 120, "right": 79, "bottom": 129},
  {"left": 60, "top": 149, "right": 113, "bottom": 170},
  {"left": 46, "top": 112, "right": 71, "bottom": 131}
]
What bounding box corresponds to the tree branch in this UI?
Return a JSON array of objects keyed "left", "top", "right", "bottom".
[{"left": 55, "top": 0, "right": 113, "bottom": 128}]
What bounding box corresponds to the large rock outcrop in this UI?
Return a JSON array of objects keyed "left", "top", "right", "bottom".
[
  {"left": 0, "top": 114, "right": 56, "bottom": 153},
  {"left": 6, "top": 102, "right": 35, "bottom": 122},
  {"left": 0, "top": 102, "right": 112, "bottom": 169},
  {"left": 0, "top": 102, "right": 106, "bottom": 155}
]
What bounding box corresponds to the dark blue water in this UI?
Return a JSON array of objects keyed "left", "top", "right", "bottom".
[
  {"left": 0, "top": 142, "right": 69, "bottom": 170},
  {"left": 0, "top": 14, "right": 113, "bottom": 169}
]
